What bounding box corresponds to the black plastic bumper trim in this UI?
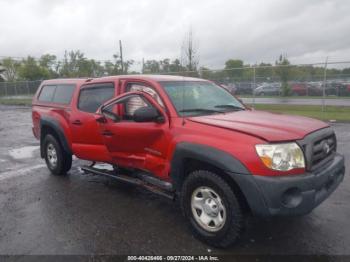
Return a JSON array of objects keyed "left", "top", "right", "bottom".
[{"left": 228, "top": 153, "right": 345, "bottom": 217}]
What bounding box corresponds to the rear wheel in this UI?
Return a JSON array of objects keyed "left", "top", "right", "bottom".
[
  {"left": 43, "top": 134, "right": 72, "bottom": 175},
  {"left": 181, "top": 170, "right": 245, "bottom": 248}
]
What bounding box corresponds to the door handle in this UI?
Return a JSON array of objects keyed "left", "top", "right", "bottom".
[
  {"left": 102, "top": 130, "right": 114, "bottom": 136},
  {"left": 72, "top": 120, "right": 82, "bottom": 125}
]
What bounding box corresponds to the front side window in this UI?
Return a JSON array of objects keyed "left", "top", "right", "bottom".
[
  {"left": 161, "top": 81, "right": 245, "bottom": 116},
  {"left": 125, "top": 83, "right": 164, "bottom": 116},
  {"left": 103, "top": 94, "right": 152, "bottom": 121},
  {"left": 78, "top": 83, "right": 114, "bottom": 113}
]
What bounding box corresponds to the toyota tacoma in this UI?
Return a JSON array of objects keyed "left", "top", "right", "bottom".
[{"left": 32, "top": 75, "right": 345, "bottom": 247}]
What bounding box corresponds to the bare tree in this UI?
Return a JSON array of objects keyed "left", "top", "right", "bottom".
[{"left": 181, "top": 28, "right": 199, "bottom": 74}]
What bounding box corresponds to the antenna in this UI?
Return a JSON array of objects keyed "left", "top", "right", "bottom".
[
  {"left": 119, "top": 40, "right": 124, "bottom": 74},
  {"left": 182, "top": 75, "right": 186, "bottom": 126}
]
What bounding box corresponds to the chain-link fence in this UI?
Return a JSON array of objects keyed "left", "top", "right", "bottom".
[
  {"left": 1, "top": 62, "right": 350, "bottom": 98},
  {"left": 0, "top": 62, "right": 349, "bottom": 121},
  {"left": 163, "top": 61, "right": 350, "bottom": 121},
  {"left": 0, "top": 80, "right": 42, "bottom": 97}
]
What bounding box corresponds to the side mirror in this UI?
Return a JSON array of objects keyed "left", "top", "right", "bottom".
[
  {"left": 133, "top": 106, "right": 162, "bottom": 123},
  {"left": 95, "top": 114, "right": 107, "bottom": 123},
  {"left": 101, "top": 109, "right": 121, "bottom": 122}
]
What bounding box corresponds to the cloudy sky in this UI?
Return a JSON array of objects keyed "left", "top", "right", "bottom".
[{"left": 1, "top": 0, "right": 350, "bottom": 69}]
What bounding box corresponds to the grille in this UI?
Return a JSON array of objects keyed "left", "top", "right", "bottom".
[
  {"left": 297, "top": 128, "right": 337, "bottom": 171},
  {"left": 311, "top": 134, "right": 336, "bottom": 167}
]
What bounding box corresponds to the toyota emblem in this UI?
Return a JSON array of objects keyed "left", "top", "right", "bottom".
[{"left": 322, "top": 141, "right": 330, "bottom": 155}]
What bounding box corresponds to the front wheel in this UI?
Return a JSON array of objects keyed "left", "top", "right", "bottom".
[
  {"left": 181, "top": 170, "right": 245, "bottom": 248},
  {"left": 43, "top": 134, "right": 72, "bottom": 175}
]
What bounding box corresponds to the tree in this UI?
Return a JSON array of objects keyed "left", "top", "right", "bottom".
[
  {"left": 59, "top": 50, "right": 106, "bottom": 77},
  {"left": 60, "top": 50, "right": 85, "bottom": 77},
  {"left": 342, "top": 67, "right": 350, "bottom": 75},
  {"left": 255, "top": 62, "right": 274, "bottom": 81},
  {"left": 39, "top": 54, "right": 58, "bottom": 78},
  {"left": 1, "top": 57, "right": 20, "bottom": 81},
  {"left": 168, "top": 59, "right": 185, "bottom": 73},
  {"left": 224, "top": 59, "right": 244, "bottom": 79},
  {"left": 103, "top": 53, "right": 134, "bottom": 76},
  {"left": 142, "top": 59, "right": 185, "bottom": 74},
  {"left": 275, "top": 54, "right": 291, "bottom": 96},
  {"left": 143, "top": 60, "right": 160, "bottom": 73},
  {"left": 18, "top": 56, "right": 50, "bottom": 80}
]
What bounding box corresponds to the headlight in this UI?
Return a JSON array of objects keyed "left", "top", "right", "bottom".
[{"left": 255, "top": 143, "right": 305, "bottom": 171}]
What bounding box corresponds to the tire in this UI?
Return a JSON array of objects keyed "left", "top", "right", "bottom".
[
  {"left": 43, "top": 134, "right": 72, "bottom": 175},
  {"left": 181, "top": 170, "right": 245, "bottom": 248}
]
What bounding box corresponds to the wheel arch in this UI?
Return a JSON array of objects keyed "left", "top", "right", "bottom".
[
  {"left": 40, "top": 117, "right": 72, "bottom": 158},
  {"left": 170, "top": 142, "right": 252, "bottom": 212}
]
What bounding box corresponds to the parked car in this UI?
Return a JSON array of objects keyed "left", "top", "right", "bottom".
[
  {"left": 235, "top": 82, "right": 254, "bottom": 95},
  {"left": 290, "top": 82, "right": 322, "bottom": 96},
  {"left": 290, "top": 82, "right": 307, "bottom": 96},
  {"left": 339, "top": 82, "right": 350, "bottom": 96},
  {"left": 305, "top": 82, "right": 323, "bottom": 96},
  {"left": 325, "top": 80, "right": 350, "bottom": 96},
  {"left": 32, "top": 75, "right": 345, "bottom": 248},
  {"left": 253, "top": 82, "right": 281, "bottom": 96}
]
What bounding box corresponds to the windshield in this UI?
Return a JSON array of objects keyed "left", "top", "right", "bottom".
[{"left": 161, "top": 81, "right": 245, "bottom": 116}]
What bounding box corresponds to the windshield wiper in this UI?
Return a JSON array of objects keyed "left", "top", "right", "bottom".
[
  {"left": 179, "top": 108, "right": 225, "bottom": 114},
  {"left": 214, "top": 104, "right": 245, "bottom": 111}
]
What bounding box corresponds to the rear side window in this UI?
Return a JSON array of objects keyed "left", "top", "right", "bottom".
[
  {"left": 78, "top": 83, "right": 114, "bottom": 113},
  {"left": 38, "top": 84, "right": 76, "bottom": 104},
  {"left": 53, "top": 84, "right": 76, "bottom": 104},
  {"left": 38, "top": 85, "right": 56, "bottom": 102}
]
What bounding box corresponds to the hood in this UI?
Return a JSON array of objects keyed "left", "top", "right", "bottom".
[{"left": 188, "top": 110, "right": 329, "bottom": 142}]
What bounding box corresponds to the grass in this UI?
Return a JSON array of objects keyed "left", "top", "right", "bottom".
[
  {"left": 251, "top": 104, "right": 350, "bottom": 122},
  {"left": 240, "top": 95, "right": 350, "bottom": 99},
  {"left": 0, "top": 97, "right": 32, "bottom": 106}
]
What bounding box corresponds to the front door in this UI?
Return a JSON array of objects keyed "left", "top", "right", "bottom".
[{"left": 97, "top": 92, "right": 169, "bottom": 178}]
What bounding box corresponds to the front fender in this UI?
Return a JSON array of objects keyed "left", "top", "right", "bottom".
[
  {"left": 170, "top": 142, "right": 250, "bottom": 190},
  {"left": 169, "top": 142, "right": 271, "bottom": 216}
]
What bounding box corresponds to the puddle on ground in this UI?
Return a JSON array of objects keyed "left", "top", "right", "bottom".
[
  {"left": 8, "top": 146, "right": 39, "bottom": 160},
  {"left": 93, "top": 163, "right": 114, "bottom": 171},
  {"left": 0, "top": 164, "right": 46, "bottom": 180}
]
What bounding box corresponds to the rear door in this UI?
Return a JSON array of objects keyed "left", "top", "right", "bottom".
[
  {"left": 97, "top": 89, "right": 170, "bottom": 178},
  {"left": 70, "top": 82, "right": 116, "bottom": 161}
]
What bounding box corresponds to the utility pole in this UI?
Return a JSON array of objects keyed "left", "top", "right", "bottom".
[
  {"left": 252, "top": 66, "right": 256, "bottom": 109},
  {"left": 119, "top": 40, "right": 124, "bottom": 74},
  {"left": 322, "top": 56, "right": 328, "bottom": 117}
]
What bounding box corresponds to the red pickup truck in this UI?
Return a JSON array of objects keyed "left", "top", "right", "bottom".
[{"left": 32, "top": 75, "right": 345, "bottom": 247}]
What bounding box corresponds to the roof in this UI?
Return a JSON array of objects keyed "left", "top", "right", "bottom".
[
  {"left": 40, "top": 75, "right": 207, "bottom": 85},
  {"left": 98, "top": 74, "right": 207, "bottom": 82},
  {"left": 41, "top": 78, "right": 89, "bottom": 85}
]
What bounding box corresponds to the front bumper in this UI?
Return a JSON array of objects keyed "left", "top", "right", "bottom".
[{"left": 230, "top": 153, "right": 345, "bottom": 217}]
